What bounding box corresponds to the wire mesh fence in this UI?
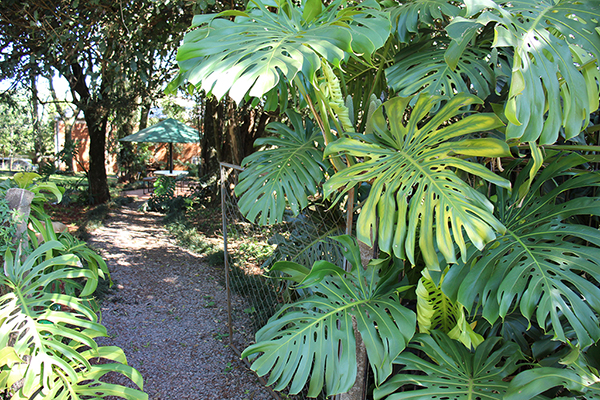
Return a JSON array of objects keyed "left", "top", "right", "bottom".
[{"left": 219, "top": 162, "right": 347, "bottom": 400}]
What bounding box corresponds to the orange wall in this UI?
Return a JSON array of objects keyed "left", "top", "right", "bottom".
[
  {"left": 149, "top": 143, "right": 201, "bottom": 170},
  {"left": 56, "top": 120, "right": 118, "bottom": 174},
  {"left": 55, "top": 120, "right": 200, "bottom": 173}
]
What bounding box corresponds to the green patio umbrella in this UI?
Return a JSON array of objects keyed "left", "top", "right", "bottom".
[{"left": 119, "top": 118, "right": 200, "bottom": 173}]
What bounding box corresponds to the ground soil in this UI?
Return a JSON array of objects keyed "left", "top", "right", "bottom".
[{"left": 85, "top": 199, "right": 274, "bottom": 400}]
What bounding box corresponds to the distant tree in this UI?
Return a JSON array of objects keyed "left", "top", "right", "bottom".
[
  {"left": 0, "top": 93, "right": 33, "bottom": 162},
  {"left": 0, "top": 0, "right": 200, "bottom": 203},
  {"left": 0, "top": 90, "right": 55, "bottom": 168}
]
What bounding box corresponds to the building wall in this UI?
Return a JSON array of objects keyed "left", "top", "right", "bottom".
[{"left": 55, "top": 120, "right": 201, "bottom": 174}]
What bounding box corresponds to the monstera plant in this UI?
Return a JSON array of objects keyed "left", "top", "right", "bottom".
[
  {"left": 1, "top": 241, "right": 147, "bottom": 400},
  {"left": 171, "top": 0, "right": 600, "bottom": 398}
]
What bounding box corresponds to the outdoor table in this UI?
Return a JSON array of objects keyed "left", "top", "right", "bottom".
[
  {"left": 154, "top": 170, "right": 189, "bottom": 178},
  {"left": 154, "top": 170, "right": 189, "bottom": 194}
]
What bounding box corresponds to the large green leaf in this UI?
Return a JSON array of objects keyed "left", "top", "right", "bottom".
[
  {"left": 324, "top": 93, "right": 511, "bottom": 270},
  {"left": 242, "top": 235, "right": 416, "bottom": 397},
  {"left": 29, "top": 216, "right": 110, "bottom": 298},
  {"left": 235, "top": 110, "right": 327, "bottom": 225},
  {"left": 373, "top": 332, "right": 530, "bottom": 400},
  {"left": 457, "top": 0, "right": 600, "bottom": 144},
  {"left": 171, "top": 0, "right": 390, "bottom": 103},
  {"left": 0, "top": 242, "right": 146, "bottom": 399},
  {"left": 391, "top": 0, "right": 462, "bottom": 43},
  {"left": 386, "top": 40, "right": 495, "bottom": 99},
  {"left": 506, "top": 347, "right": 600, "bottom": 399},
  {"left": 444, "top": 154, "right": 600, "bottom": 348}
]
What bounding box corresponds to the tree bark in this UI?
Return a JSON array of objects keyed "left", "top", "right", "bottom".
[
  {"left": 66, "top": 61, "right": 110, "bottom": 204},
  {"left": 204, "top": 96, "right": 226, "bottom": 164},
  {"left": 29, "top": 68, "right": 42, "bottom": 165},
  {"left": 227, "top": 101, "right": 243, "bottom": 166},
  {"left": 139, "top": 102, "right": 151, "bottom": 131},
  {"left": 84, "top": 106, "right": 110, "bottom": 204}
]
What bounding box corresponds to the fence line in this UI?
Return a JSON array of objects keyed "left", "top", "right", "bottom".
[{"left": 220, "top": 162, "right": 349, "bottom": 400}]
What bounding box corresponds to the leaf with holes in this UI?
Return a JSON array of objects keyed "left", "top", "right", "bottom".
[
  {"left": 373, "top": 331, "right": 531, "bottom": 400},
  {"left": 235, "top": 110, "right": 326, "bottom": 225},
  {"left": 242, "top": 236, "right": 415, "bottom": 397},
  {"left": 444, "top": 154, "right": 600, "bottom": 348},
  {"left": 170, "top": 0, "right": 390, "bottom": 104},
  {"left": 324, "top": 93, "right": 511, "bottom": 270},
  {"left": 506, "top": 346, "right": 600, "bottom": 399},
  {"left": 0, "top": 242, "right": 146, "bottom": 399},
  {"left": 386, "top": 40, "right": 495, "bottom": 99},
  {"left": 459, "top": 0, "right": 600, "bottom": 144},
  {"left": 391, "top": 0, "right": 462, "bottom": 43}
]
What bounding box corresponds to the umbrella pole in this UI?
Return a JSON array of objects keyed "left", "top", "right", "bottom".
[{"left": 169, "top": 142, "right": 174, "bottom": 173}]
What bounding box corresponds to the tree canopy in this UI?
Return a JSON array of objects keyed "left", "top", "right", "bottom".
[{"left": 0, "top": 0, "right": 200, "bottom": 202}]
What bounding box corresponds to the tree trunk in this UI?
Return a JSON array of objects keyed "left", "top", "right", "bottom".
[
  {"left": 66, "top": 61, "right": 110, "bottom": 204},
  {"left": 29, "top": 69, "right": 42, "bottom": 165},
  {"left": 84, "top": 106, "right": 110, "bottom": 204},
  {"left": 139, "top": 102, "right": 151, "bottom": 131},
  {"left": 227, "top": 101, "right": 243, "bottom": 166},
  {"left": 205, "top": 96, "right": 226, "bottom": 163}
]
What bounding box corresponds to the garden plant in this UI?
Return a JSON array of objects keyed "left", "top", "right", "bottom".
[
  {"left": 0, "top": 174, "right": 147, "bottom": 399},
  {"left": 171, "top": 0, "right": 600, "bottom": 398}
]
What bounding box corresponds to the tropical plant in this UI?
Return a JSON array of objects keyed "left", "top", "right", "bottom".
[
  {"left": 28, "top": 215, "right": 111, "bottom": 301},
  {"left": 0, "top": 241, "right": 146, "bottom": 400},
  {"left": 0, "top": 196, "right": 21, "bottom": 254},
  {"left": 171, "top": 0, "right": 600, "bottom": 398},
  {"left": 242, "top": 236, "right": 415, "bottom": 397},
  {"left": 0, "top": 172, "right": 63, "bottom": 219},
  {"left": 147, "top": 175, "right": 178, "bottom": 213}
]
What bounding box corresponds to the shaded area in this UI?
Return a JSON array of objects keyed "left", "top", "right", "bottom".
[{"left": 87, "top": 202, "right": 272, "bottom": 400}]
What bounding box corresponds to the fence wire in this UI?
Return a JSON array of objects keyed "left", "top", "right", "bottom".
[{"left": 220, "top": 162, "right": 347, "bottom": 400}]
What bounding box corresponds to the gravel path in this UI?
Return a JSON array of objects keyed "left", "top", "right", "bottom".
[{"left": 87, "top": 201, "right": 273, "bottom": 400}]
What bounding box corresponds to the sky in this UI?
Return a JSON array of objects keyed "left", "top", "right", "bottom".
[{"left": 0, "top": 74, "right": 72, "bottom": 102}]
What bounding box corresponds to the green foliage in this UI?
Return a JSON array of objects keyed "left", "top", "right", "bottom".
[
  {"left": 445, "top": 154, "right": 600, "bottom": 348},
  {"left": 28, "top": 215, "right": 111, "bottom": 299},
  {"left": 391, "top": 0, "right": 462, "bottom": 43},
  {"left": 171, "top": 0, "right": 600, "bottom": 397},
  {"left": 263, "top": 202, "right": 346, "bottom": 270},
  {"left": 170, "top": 0, "right": 390, "bottom": 104},
  {"left": 117, "top": 142, "right": 152, "bottom": 181},
  {"left": 147, "top": 176, "right": 181, "bottom": 213},
  {"left": 0, "top": 95, "right": 34, "bottom": 159},
  {"left": 386, "top": 40, "right": 497, "bottom": 99},
  {"left": 449, "top": 0, "right": 600, "bottom": 144},
  {"left": 374, "top": 332, "right": 527, "bottom": 400},
  {"left": 505, "top": 347, "right": 600, "bottom": 399},
  {"left": 325, "top": 93, "right": 511, "bottom": 269},
  {"left": 235, "top": 110, "right": 326, "bottom": 225},
  {"left": 416, "top": 271, "right": 483, "bottom": 349},
  {"left": 242, "top": 236, "right": 416, "bottom": 397},
  {"left": 0, "top": 241, "right": 146, "bottom": 400},
  {"left": 0, "top": 197, "right": 20, "bottom": 254},
  {"left": 0, "top": 172, "right": 63, "bottom": 219}
]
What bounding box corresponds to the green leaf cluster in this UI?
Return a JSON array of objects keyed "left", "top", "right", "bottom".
[
  {"left": 1, "top": 241, "right": 146, "bottom": 400},
  {"left": 170, "top": 0, "right": 600, "bottom": 397}
]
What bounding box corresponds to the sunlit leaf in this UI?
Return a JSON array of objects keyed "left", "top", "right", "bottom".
[
  {"left": 324, "top": 93, "right": 510, "bottom": 270},
  {"left": 242, "top": 236, "right": 415, "bottom": 397},
  {"left": 235, "top": 110, "right": 326, "bottom": 225},
  {"left": 445, "top": 154, "right": 600, "bottom": 347}
]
